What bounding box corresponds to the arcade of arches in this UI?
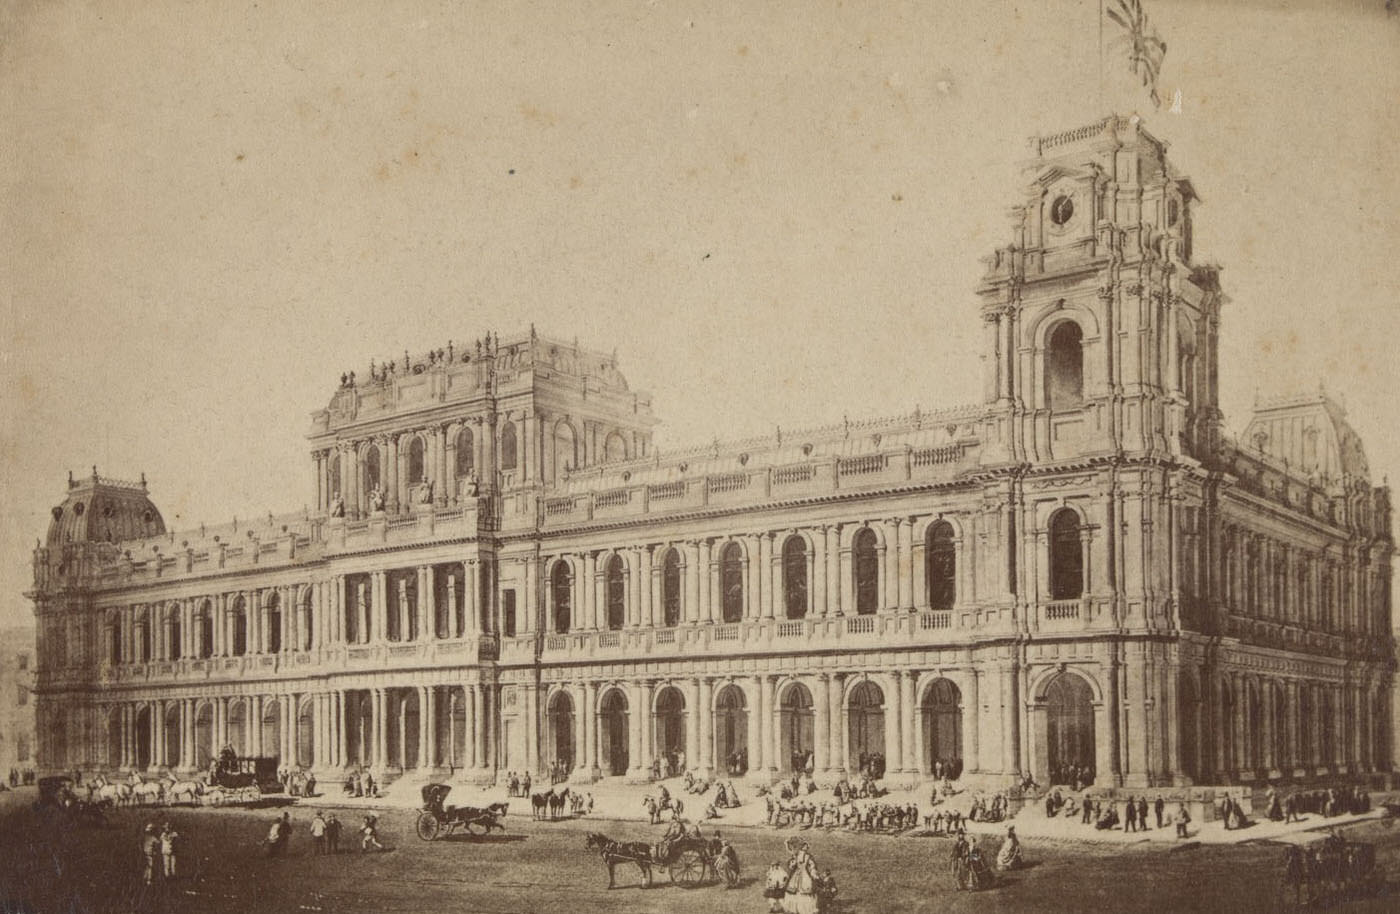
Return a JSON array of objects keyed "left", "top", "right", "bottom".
[{"left": 56, "top": 654, "right": 1394, "bottom": 790}]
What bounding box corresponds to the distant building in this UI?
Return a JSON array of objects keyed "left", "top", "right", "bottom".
[
  {"left": 0, "top": 625, "right": 36, "bottom": 779},
  {"left": 28, "top": 116, "right": 1394, "bottom": 789}
]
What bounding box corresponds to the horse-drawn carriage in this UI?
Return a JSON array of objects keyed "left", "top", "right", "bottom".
[
  {"left": 584, "top": 831, "right": 732, "bottom": 888},
  {"left": 415, "top": 783, "right": 509, "bottom": 840},
  {"left": 34, "top": 776, "right": 107, "bottom": 827},
  {"left": 1280, "top": 835, "right": 1382, "bottom": 907},
  {"left": 210, "top": 747, "right": 280, "bottom": 794}
]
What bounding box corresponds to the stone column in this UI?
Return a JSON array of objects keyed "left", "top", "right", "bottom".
[
  {"left": 759, "top": 675, "right": 776, "bottom": 776},
  {"left": 684, "top": 541, "right": 701, "bottom": 624},
  {"left": 813, "top": 674, "right": 830, "bottom": 778},
  {"left": 583, "top": 682, "right": 599, "bottom": 777},
  {"left": 884, "top": 673, "right": 902, "bottom": 775},
  {"left": 697, "top": 678, "right": 714, "bottom": 777},
  {"left": 639, "top": 680, "right": 655, "bottom": 777},
  {"left": 526, "top": 684, "right": 540, "bottom": 774},
  {"left": 471, "top": 685, "right": 486, "bottom": 770},
  {"left": 758, "top": 532, "right": 773, "bottom": 619},
  {"left": 699, "top": 539, "right": 714, "bottom": 623},
  {"left": 638, "top": 547, "right": 653, "bottom": 628},
  {"left": 581, "top": 552, "right": 596, "bottom": 631},
  {"left": 839, "top": 535, "right": 854, "bottom": 616},
  {"left": 900, "top": 670, "right": 917, "bottom": 775},
  {"left": 1001, "top": 665, "right": 1020, "bottom": 777}
]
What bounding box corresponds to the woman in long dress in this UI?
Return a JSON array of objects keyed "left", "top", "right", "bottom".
[
  {"left": 783, "top": 842, "right": 820, "bottom": 914},
  {"left": 995, "top": 826, "right": 1023, "bottom": 871}
]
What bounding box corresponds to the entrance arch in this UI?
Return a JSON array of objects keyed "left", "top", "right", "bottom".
[
  {"left": 921, "top": 678, "right": 962, "bottom": 776},
  {"left": 654, "top": 687, "right": 686, "bottom": 775},
  {"left": 262, "top": 699, "right": 282, "bottom": 763},
  {"left": 1044, "top": 671, "right": 1096, "bottom": 785},
  {"left": 779, "top": 683, "right": 814, "bottom": 773},
  {"left": 134, "top": 706, "right": 153, "bottom": 770},
  {"left": 106, "top": 709, "right": 123, "bottom": 768},
  {"left": 296, "top": 700, "right": 314, "bottom": 769},
  {"left": 194, "top": 703, "right": 214, "bottom": 770},
  {"left": 548, "top": 691, "right": 576, "bottom": 774},
  {"left": 848, "top": 681, "right": 885, "bottom": 777},
  {"left": 163, "top": 705, "right": 181, "bottom": 768},
  {"left": 227, "top": 700, "right": 247, "bottom": 757},
  {"left": 599, "top": 689, "right": 629, "bottom": 777},
  {"left": 714, "top": 685, "right": 749, "bottom": 776},
  {"left": 348, "top": 692, "right": 373, "bottom": 767}
]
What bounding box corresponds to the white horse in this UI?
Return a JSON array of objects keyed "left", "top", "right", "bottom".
[
  {"left": 131, "top": 777, "right": 163, "bottom": 806},
  {"left": 164, "top": 778, "right": 204, "bottom": 805},
  {"left": 201, "top": 785, "right": 228, "bottom": 806},
  {"left": 91, "top": 774, "right": 133, "bottom": 807}
]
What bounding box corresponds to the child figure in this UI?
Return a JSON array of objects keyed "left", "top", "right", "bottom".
[{"left": 360, "top": 814, "right": 384, "bottom": 852}]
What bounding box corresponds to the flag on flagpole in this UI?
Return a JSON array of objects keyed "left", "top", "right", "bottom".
[{"left": 1104, "top": 0, "right": 1168, "bottom": 108}]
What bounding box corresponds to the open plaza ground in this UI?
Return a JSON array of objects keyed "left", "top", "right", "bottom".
[{"left": 2, "top": 785, "right": 1399, "bottom": 914}]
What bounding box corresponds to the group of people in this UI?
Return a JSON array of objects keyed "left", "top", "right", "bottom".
[
  {"left": 967, "top": 792, "right": 1011, "bottom": 823},
  {"left": 279, "top": 767, "right": 317, "bottom": 797},
  {"left": 724, "top": 748, "right": 749, "bottom": 777},
  {"left": 854, "top": 752, "right": 886, "bottom": 781},
  {"left": 764, "top": 839, "right": 837, "bottom": 914},
  {"left": 649, "top": 750, "right": 686, "bottom": 780},
  {"left": 341, "top": 768, "right": 379, "bottom": 798},
  {"left": 8, "top": 768, "right": 35, "bottom": 787},
  {"left": 263, "top": 810, "right": 385, "bottom": 856},
  {"left": 930, "top": 758, "right": 964, "bottom": 781},
  {"left": 831, "top": 775, "right": 884, "bottom": 804},
  {"left": 546, "top": 758, "right": 571, "bottom": 785},
  {"left": 1049, "top": 763, "right": 1096, "bottom": 791},
  {"left": 1055, "top": 793, "right": 1191, "bottom": 838},
  {"left": 139, "top": 821, "right": 181, "bottom": 887},
  {"left": 1267, "top": 786, "right": 1371, "bottom": 821},
  {"left": 504, "top": 771, "right": 533, "bottom": 797}
]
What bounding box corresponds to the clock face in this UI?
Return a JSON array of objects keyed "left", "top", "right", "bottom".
[{"left": 1050, "top": 194, "right": 1074, "bottom": 227}]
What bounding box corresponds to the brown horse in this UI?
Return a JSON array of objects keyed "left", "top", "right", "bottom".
[{"left": 584, "top": 832, "right": 655, "bottom": 888}]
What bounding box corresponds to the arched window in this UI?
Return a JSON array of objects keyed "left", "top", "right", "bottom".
[
  {"left": 232, "top": 598, "right": 248, "bottom": 656},
  {"left": 551, "top": 561, "right": 572, "bottom": 634},
  {"left": 926, "top": 521, "right": 956, "bottom": 610},
  {"left": 782, "top": 536, "right": 808, "bottom": 619},
  {"left": 266, "top": 593, "right": 282, "bottom": 654},
  {"left": 136, "top": 611, "right": 151, "bottom": 662},
  {"left": 554, "top": 421, "right": 576, "bottom": 478},
  {"left": 300, "top": 590, "right": 314, "bottom": 651},
  {"left": 604, "top": 431, "right": 627, "bottom": 462},
  {"left": 605, "top": 555, "right": 626, "bottom": 630},
  {"left": 1046, "top": 321, "right": 1084, "bottom": 410},
  {"left": 661, "top": 548, "right": 682, "bottom": 627},
  {"left": 1048, "top": 509, "right": 1084, "bottom": 600},
  {"left": 363, "top": 445, "right": 381, "bottom": 492},
  {"left": 408, "top": 436, "right": 426, "bottom": 483},
  {"left": 853, "top": 528, "right": 880, "bottom": 615},
  {"left": 108, "top": 616, "right": 122, "bottom": 664},
  {"left": 500, "top": 421, "right": 518, "bottom": 470},
  {"left": 721, "top": 542, "right": 744, "bottom": 623},
  {"left": 455, "top": 427, "right": 474, "bottom": 477},
  {"left": 167, "top": 606, "right": 182, "bottom": 661},
  {"left": 197, "top": 600, "right": 213, "bottom": 658}
]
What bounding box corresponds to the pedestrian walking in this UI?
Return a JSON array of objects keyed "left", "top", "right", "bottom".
[
  {"left": 1175, "top": 802, "right": 1191, "bottom": 839},
  {"left": 1124, "top": 797, "right": 1137, "bottom": 832},
  {"left": 160, "top": 822, "right": 180, "bottom": 879},
  {"left": 361, "top": 814, "right": 384, "bottom": 852},
  {"left": 326, "top": 813, "right": 342, "bottom": 854},
  {"left": 1154, "top": 796, "right": 1165, "bottom": 829},
  {"left": 310, "top": 811, "right": 327, "bottom": 855},
  {"left": 1137, "top": 797, "right": 1149, "bottom": 830},
  {"left": 140, "top": 823, "right": 160, "bottom": 887}
]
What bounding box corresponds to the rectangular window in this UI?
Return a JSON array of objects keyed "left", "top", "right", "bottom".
[
  {"left": 17, "top": 685, "right": 28, "bottom": 707},
  {"left": 502, "top": 589, "right": 517, "bottom": 638}
]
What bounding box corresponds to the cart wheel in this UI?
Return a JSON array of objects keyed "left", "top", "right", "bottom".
[
  {"left": 416, "top": 812, "right": 441, "bottom": 841},
  {"left": 669, "top": 849, "right": 707, "bottom": 888}
]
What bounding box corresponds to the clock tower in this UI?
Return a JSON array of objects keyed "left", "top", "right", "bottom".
[{"left": 976, "top": 115, "right": 1224, "bottom": 468}]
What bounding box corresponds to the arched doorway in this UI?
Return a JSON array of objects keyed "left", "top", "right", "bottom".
[
  {"left": 715, "top": 685, "right": 748, "bottom": 776},
  {"left": 921, "top": 678, "right": 962, "bottom": 777},
  {"left": 1178, "top": 672, "right": 1201, "bottom": 782},
  {"left": 848, "top": 681, "right": 885, "bottom": 777},
  {"left": 600, "top": 690, "right": 629, "bottom": 776},
  {"left": 262, "top": 699, "right": 282, "bottom": 763},
  {"left": 654, "top": 687, "right": 686, "bottom": 775},
  {"left": 296, "top": 700, "right": 314, "bottom": 769},
  {"left": 106, "top": 709, "right": 123, "bottom": 768},
  {"left": 227, "top": 699, "right": 247, "bottom": 757},
  {"left": 194, "top": 703, "right": 213, "bottom": 770},
  {"left": 1044, "top": 672, "right": 1095, "bottom": 785},
  {"left": 395, "top": 689, "right": 420, "bottom": 770},
  {"left": 348, "top": 692, "right": 373, "bottom": 767},
  {"left": 779, "top": 683, "right": 814, "bottom": 773},
  {"left": 548, "top": 691, "right": 575, "bottom": 774},
  {"left": 134, "top": 706, "right": 153, "bottom": 770},
  {"left": 163, "top": 705, "right": 181, "bottom": 768}
]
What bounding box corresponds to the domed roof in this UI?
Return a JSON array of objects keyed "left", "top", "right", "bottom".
[
  {"left": 46, "top": 469, "right": 165, "bottom": 547},
  {"left": 1241, "top": 392, "right": 1370, "bottom": 482}
]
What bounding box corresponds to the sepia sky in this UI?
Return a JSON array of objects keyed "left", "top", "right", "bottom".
[{"left": 2, "top": 0, "right": 1398, "bottom": 630}]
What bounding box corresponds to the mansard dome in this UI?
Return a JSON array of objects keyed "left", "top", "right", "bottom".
[
  {"left": 1241, "top": 392, "right": 1370, "bottom": 482},
  {"left": 46, "top": 470, "right": 165, "bottom": 547}
]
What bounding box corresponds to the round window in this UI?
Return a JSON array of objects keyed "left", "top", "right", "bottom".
[
  {"left": 1050, "top": 195, "right": 1074, "bottom": 226},
  {"left": 73, "top": 501, "right": 85, "bottom": 516}
]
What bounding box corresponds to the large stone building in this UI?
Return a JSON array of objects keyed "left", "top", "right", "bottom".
[
  {"left": 0, "top": 625, "right": 36, "bottom": 779},
  {"left": 29, "top": 116, "right": 1394, "bottom": 791}
]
